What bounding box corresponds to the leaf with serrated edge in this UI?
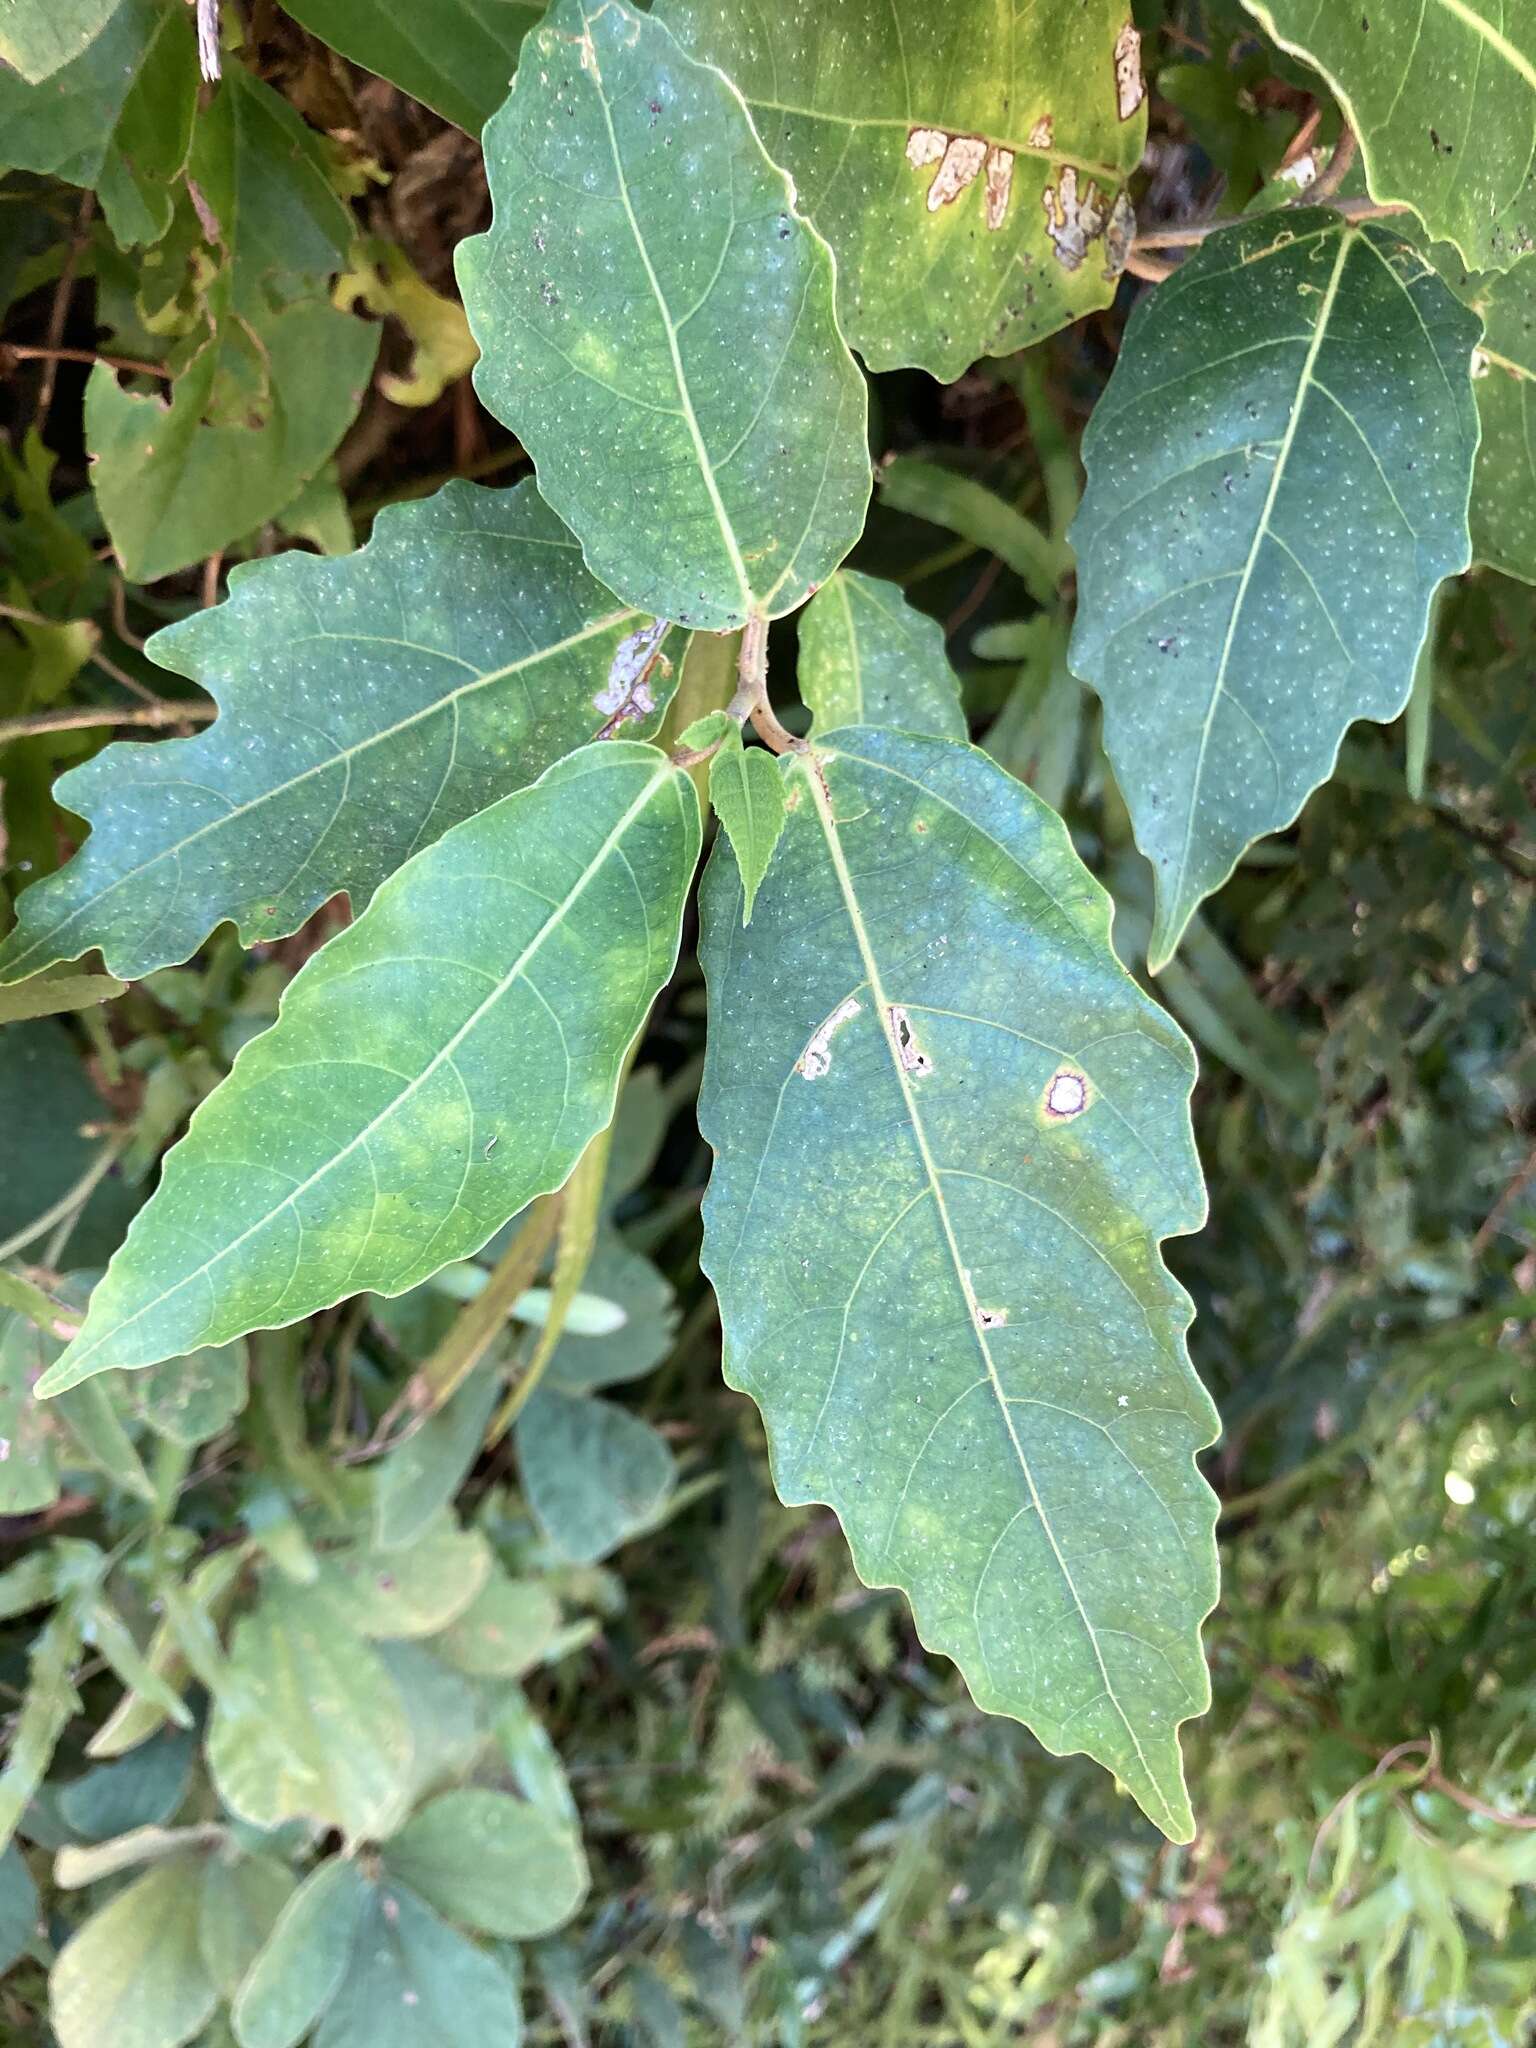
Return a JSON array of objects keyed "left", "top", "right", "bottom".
[
  {"left": 1069, "top": 214, "right": 1478, "bottom": 971},
  {"left": 798, "top": 570, "right": 966, "bottom": 740},
  {"left": 656, "top": 0, "right": 1146, "bottom": 379},
  {"left": 1243, "top": 1, "right": 1536, "bottom": 271},
  {"left": 0, "top": 482, "right": 683, "bottom": 985},
  {"left": 37, "top": 742, "right": 700, "bottom": 1390},
  {"left": 456, "top": 0, "right": 870, "bottom": 630},
  {"left": 698, "top": 726, "right": 1216, "bottom": 1840}
]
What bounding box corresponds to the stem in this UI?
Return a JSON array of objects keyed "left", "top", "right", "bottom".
[
  {"left": 0, "top": 701, "right": 215, "bottom": 746},
  {"left": 2, "top": 342, "right": 173, "bottom": 381},
  {"left": 734, "top": 612, "right": 801, "bottom": 755},
  {"left": 1133, "top": 193, "right": 1408, "bottom": 253},
  {"left": 1305, "top": 124, "right": 1358, "bottom": 208},
  {"left": 0, "top": 1139, "right": 127, "bottom": 1267}
]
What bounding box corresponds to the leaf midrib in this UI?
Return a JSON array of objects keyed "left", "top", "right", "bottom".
[
  {"left": 1162, "top": 225, "right": 1354, "bottom": 960},
  {"left": 0, "top": 607, "right": 639, "bottom": 981},
  {"left": 42, "top": 756, "right": 675, "bottom": 1385},
  {"left": 799, "top": 745, "right": 1172, "bottom": 1832}
]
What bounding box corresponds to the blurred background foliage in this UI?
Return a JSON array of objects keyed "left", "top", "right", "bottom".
[{"left": 1, "top": 0, "right": 1533, "bottom": 2042}]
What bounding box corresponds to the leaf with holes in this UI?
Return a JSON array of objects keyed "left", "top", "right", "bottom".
[
  {"left": 0, "top": 481, "right": 683, "bottom": 985},
  {"left": 36, "top": 743, "right": 700, "bottom": 1389},
  {"left": 655, "top": 0, "right": 1146, "bottom": 380},
  {"left": 456, "top": 0, "right": 870, "bottom": 630},
  {"left": 1069, "top": 213, "right": 1479, "bottom": 971},
  {"left": 697, "top": 724, "right": 1217, "bottom": 1840},
  {"left": 798, "top": 569, "right": 966, "bottom": 741},
  {"left": 1243, "top": 0, "right": 1536, "bottom": 270}
]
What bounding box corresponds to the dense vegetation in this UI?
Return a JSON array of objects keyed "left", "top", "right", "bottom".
[{"left": 0, "top": 0, "right": 1533, "bottom": 2042}]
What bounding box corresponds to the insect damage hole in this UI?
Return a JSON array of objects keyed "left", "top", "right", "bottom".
[
  {"left": 1043, "top": 1067, "right": 1088, "bottom": 1120},
  {"left": 975, "top": 1304, "right": 1008, "bottom": 1329},
  {"left": 887, "top": 1005, "right": 933, "bottom": 1076},
  {"left": 1113, "top": 21, "right": 1145, "bottom": 120},
  {"left": 798, "top": 997, "right": 861, "bottom": 1079}
]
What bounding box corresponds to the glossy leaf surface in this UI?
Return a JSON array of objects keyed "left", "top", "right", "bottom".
[
  {"left": 698, "top": 726, "right": 1217, "bottom": 1839},
  {"left": 38, "top": 743, "right": 700, "bottom": 1388},
  {"left": 1069, "top": 214, "right": 1479, "bottom": 969},
  {"left": 457, "top": 0, "right": 870, "bottom": 629}
]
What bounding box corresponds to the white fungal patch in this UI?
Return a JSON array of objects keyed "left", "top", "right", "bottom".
[
  {"left": 1027, "top": 114, "right": 1054, "bottom": 150},
  {"left": 1041, "top": 168, "right": 1108, "bottom": 271},
  {"left": 798, "top": 997, "right": 861, "bottom": 1079},
  {"left": 984, "top": 147, "right": 1015, "bottom": 231},
  {"left": 1113, "top": 21, "right": 1145, "bottom": 120},
  {"left": 595, "top": 619, "right": 669, "bottom": 728},
  {"left": 1044, "top": 1068, "right": 1089, "bottom": 1120},
  {"left": 905, "top": 127, "right": 948, "bottom": 170},
  {"left": 887, "top": 1005, "right": 933, "bottom": 1076}
]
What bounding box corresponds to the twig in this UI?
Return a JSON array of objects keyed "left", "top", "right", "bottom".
[
  {"left": 3, "top": 342, "right": 172, "bottom": 382},
  {"left": 1123, "top": 247, "right": 1175, "bottom": 284},
  {"left": 0, "top": 702, "right": 215, "bottom": 746},
  {"left": 1305, "top": 124, "right": 1359, "bottom": 208},
  {"left": 733, "top": 613, "right": 800, "bottom": 755},
  {"left": 196, "top": 0, "right": 221, "bottom": 80},
  {"left": 34, "top": 192, "right": 94, "bottom": 430},
  {"left": 1133, "top": 193, "right": 1409, "bottom": 252},
  {"left": 201, "top": 553, "right": 223, "bottom": 610},
  {"left": 0, "top": 1139, "right": 128, "bottom": 1267}
]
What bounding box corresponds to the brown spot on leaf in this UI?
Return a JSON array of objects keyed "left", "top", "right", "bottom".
[
  {"left": 905, "top": 127, "right": 1015, "bottom": 229},
  {"left": 1027, "top": 115, "right": 1054, "bottom": 150},
  {"left": 984, "top": 147, "right": 1015, "bottom": 231}
]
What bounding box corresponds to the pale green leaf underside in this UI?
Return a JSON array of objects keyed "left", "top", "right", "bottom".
[
  {"left": 698, "top": 725, "right": 1217, "bottom": 1840},
  {"left": 50, "top": 1856, "right": 216, "bottom": 2048},
  {"left": 278, "top": 0, "right": 541, "bottom": 132},
  {"left": 1244, "top": 0, "right": 1536, "bottom": 271},
  {"left": 38, "top": 743, "right": 700, "bottom": 1390},
  {"left": 456, "top": 0, "right": 870, "bottom": 630},
  {"left": 1450, "top": 249, "right": 1536, "bottom": 581},
  {"left": 798, "top": 569, "right": 966, "bottom": 741},
  {"left": 0, "top": 481, "right": 681, "bottom": 986},
  {"left": 1069, "top": 213, "right": 1479, "bottom": 971},
  {"left": 656, "top": 0, "right": 1145, "bottom": 380}
]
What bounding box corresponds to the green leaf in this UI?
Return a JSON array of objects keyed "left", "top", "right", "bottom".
[
  {"left": 314, "top": 1883, "right": 522, "bottom": 2048},
  {"left": 0, "top": 1019, "right": 139, "bottom": 1268},
  {"left": 232, "top": 1856, "right": 370, "bottom": 2048},
  {"left": 798, "top": 571, "right": 966, "bottom": 741},
  {"left": 0, "top": 1300, "right": 62, "bottom": 1512},
  {"left": 457, "top": 0, "right": 870, "bottom": 630},
  {"left": 58, "top": 1729, "right": 194, "bottom": 1840},
  {"left": 654, "top": 0, "right": 1146, "bottom": 379},
  {"left": 279, "top": 0, "right": 540, "bottom": 132},
  {"left": 382, "top": 1787, "right": 586, "bottom": 1939},
  {"left": 0, "top": 1601, "right": 83, "bottom": 1850},
  {"left": 0, "top": 0, "right": 122, "bottom": 82},
  {"left": 37, "top": 742, "right": 700, "bottom": 1388},
  {"left": 0, "top": 0, "right": 197, "bottom": 243},
  {"left": 697, "top": 726, "right": 1217, "bottom": 1840},
  {"left": 707, "top": 729, "right": 787, "bottom": 924},
  {"left": 1243, "top": 1, "right": 1536, "bottom": 270},
  {"left": 1454, "top": 251, "right": 1536, "bottom": 582},
  {"left": 113, "top": 1341, "right": 249, "bottom": 1446},
  {"left": 199, "top": 1854, "right": 298, "bottom": 1999},
  {"left": 49, "top": 1855, "right": 218, "bottom": 2048},
  {"left": 373, "top": 1364, "right": 504, "bottom": 1551},
  {"left": 311, "top": 1514, "right": 489, "bottom": 1639},
  {"left": 543, "top": 1231, "right": 678, "bottom": 1392},
  {"left": 1068, "top": 214, "right": 1479, "bottom": 970},
  {"left": 0, "top": 969, "right": 126, "bottom": 1024},
  {"left": 432, "top": 1571, "right": 560, "bottom": 1679},
  {"left": 517, "top": 1385, "right": 676, "bottom": 1563},
  {"left": 0, "top": 482, "right": 682, "bottom": 985},
  {"left": 878, "top": 457, "right": 1066, "bottom": 608},
  {"left": 206, "top": 1581, "right": 414, "bottom": 1842},
  {"left": 0, "top": 1841, "right": 39, "bottom": 1976}
]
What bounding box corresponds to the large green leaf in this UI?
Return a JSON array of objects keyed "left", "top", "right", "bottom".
[
  {"left": 1244, "top": 1, "right": 1536, "bottom": 270},
  {"left": 1069, "top": 213, "right": 1479, "bottom": 970},
  {"left": 655, "top": 0, "right": 1146, "bottom": 379},
  {"left": 279, "top": 0, "right": 540, "bottom": 132},
  {"left": 0, "top": 0, "right": 197, "bottom": 244},
  {"left": 697, "top": 726, "right": 1216, "bottom": 1840},
  {"left": 50, "top": 1854, "right": 218, "bottom": 2048},
  {"left": 0, "top": 0, "right": 121, "bottom": 81},
  {"left": 38, "top": 743, "right": 700, "bottom": 1389},
  {"left": 0, "top": 481, "right": 683, "bottom": 984},
  {"left": 797, "top": 570, "right": 966, "bottom": 741},
  {"left": 314, "top": 1883, "right": 522, "bottom": 2048},
  {"left": 456, "top": 0, "right": 870, "bottom": 630},
  {"left": 381, "top": 1787, "right": 586, "bottom": 1938},
  {"left": 232, "top": 1857, "right": 371, "bottom": 2048},
  {"left": 207, "top": 1581, "right": 414, "bottom": 1842}
]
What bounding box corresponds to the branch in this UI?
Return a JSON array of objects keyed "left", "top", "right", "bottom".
[
  {"left": 1133, "top": 193, "right": 1409, "bottom": 255},
  {"left": 0, "top": 702, "right": 216, "bottom": 746}
]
